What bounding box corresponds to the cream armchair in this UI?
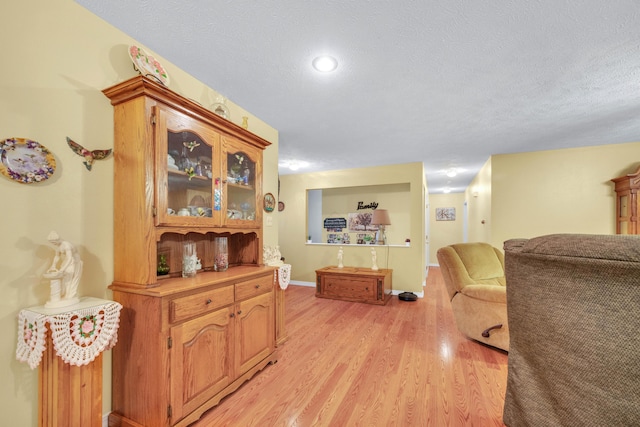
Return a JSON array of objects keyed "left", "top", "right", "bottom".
[{"left": 437, "top": 242, "right": 509, "bottom": 351}]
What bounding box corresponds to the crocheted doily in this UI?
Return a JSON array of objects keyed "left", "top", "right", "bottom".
[
  {"left": 16, "top": 311, "right": 48, "bottom": 369},
  {"left": 278, "top": 264, "right": 291, "bottom": 290},
  {"left": 17, "top": 300, "right": 122, "bottom": 368}
]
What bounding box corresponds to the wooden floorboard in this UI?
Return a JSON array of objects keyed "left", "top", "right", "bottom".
[{"left": 193, "top": 267, "right": 508, "bottom": 426}]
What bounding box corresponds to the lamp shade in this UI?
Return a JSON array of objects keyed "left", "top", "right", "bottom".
[{"left": 371, "top": 209, "right": 391, "bottom": 226}]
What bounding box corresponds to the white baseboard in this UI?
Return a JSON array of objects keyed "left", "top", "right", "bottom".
[
  {"left": 289, "top": 280, "right": 315, "bottom": 287},
  {"left": 103, "top": 414, "right": 108, "bottom": 427}
]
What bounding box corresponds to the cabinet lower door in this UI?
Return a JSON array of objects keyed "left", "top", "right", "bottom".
[
  {"left": 235, "top": 291, "right": 274, "bottom": 374},
  {"left": 170, "top": 306, "right": 234, "bottom": 423}
]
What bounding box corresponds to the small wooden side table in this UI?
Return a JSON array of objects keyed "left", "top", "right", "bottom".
[
  {"left": 315, "top": 266, "right": 392, "bottom": 305},
  {"left": 16, "top": 297, "right": 122, "bottom": 427}
]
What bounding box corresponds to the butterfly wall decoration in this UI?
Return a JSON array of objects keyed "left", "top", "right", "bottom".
[{"left": 66, "top": 137, "right": 112, "bottom": 171}]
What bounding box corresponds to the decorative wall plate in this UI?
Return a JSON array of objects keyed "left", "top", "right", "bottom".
[
  {"left": 0, "top": 138, "right": 56, "bottom": 184},
  {"left": 129, "top": 45, "right": 170, "bottom": 86},
  {"left": 263, "top": 193, "right": 276, "bottom": 212},
  {"left": 278, "top": 201, "right": 285, "bottom": 212}
]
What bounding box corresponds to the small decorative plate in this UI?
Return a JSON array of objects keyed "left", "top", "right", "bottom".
[
  {"left": 263, "top": 193, "right": 276, "bottom": 212},
  {"left": 129, "top": 45, "right": 170, "bottom": 86},
  {"left": 0, "top": 138, "right": 56, "bottom": 184},
  {"left": 278, "top": 201, "right": 285, "bottom": 212}
]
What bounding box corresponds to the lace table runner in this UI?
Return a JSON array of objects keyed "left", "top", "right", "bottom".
[
  {"left": 278, "top": 264, "right": 292, "bottom": 289},
  {"left": 16, "top": 297, "right": 122, "bottom": 369}
]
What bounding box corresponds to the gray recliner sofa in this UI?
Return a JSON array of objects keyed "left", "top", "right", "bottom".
[{"left": 503, "top": 234, "right": 640, "bottom": 427}]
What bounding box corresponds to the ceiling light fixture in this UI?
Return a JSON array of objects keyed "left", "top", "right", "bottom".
[
  {"left": 279, "top": 160, "right": 309, "bottom": 171},
  {"left": 443, "top": 187, "right": 451, "bottom": 194},
  {"left": 312, "top": 56, "right": 338, "bottom": 72},
  {"left": 446, "top": 168, "right": 457, "bottom": 177}
]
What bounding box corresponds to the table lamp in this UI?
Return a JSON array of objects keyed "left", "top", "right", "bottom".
[{"left": 371, "top": 209, "right": 391, "bottom": 245}]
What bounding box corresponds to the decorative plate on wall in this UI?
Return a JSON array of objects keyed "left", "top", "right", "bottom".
[
  {"left": 0, "top": 137, "right": 56, "bottom": 184},
  {"left": 129, "top": 45, "right": 170, "bottom": 86},
  {"left": 263, "top": 193, "right": 276, "bottom": 212},
  {"left": 278, "top": 201, "right": 285, "bottom": 212}
]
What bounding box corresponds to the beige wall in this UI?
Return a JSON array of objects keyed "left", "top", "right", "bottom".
[
  {"left": 489, "top": 141, "right": 640, "bottom": 249},
  {"left": 279, "top": 162, "right": 426, "bottom": 293},
  {"left": 428, "top": 193, "right": 466, "bottom": 263},
  {"left": 321, "top": 184, "right": 411, "bottom": 245},
  {"left": 1, "top": 1, "right": 278, "bottom": 425},
  {"left": 431, "top": 142, "right": 640, "bottom": 265},
  {"left": 466, "top": 157, "right": 493, "bottom": 244}
]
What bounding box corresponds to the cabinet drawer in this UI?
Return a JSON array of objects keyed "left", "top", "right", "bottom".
[
  {"left": 324, "top": 277, "right": 376, "bottom": 300},
  {"left": 235, "top": 274, "right": 273, "bottom": 301},
  {"left": 170, "top": 285, "right": 234, "bottom": 324}
]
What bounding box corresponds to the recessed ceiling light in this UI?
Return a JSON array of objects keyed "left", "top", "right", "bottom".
[
  {"left": 446, "top": 168, "right": 457, "bottom": 177},
  {"left": 312, "top": 56, "right": 338, "bottom": 72},
  {"left": 279, "top": 160, "right": 309, "bottom": 171}
]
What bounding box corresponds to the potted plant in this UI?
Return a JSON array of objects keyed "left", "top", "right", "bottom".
[{"left": 157, "top": 254, "right": 170, "bottom": 275}]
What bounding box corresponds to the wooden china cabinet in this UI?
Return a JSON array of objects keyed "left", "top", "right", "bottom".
[
  {"left": 103, "top": 76, "right": 279, "bottom": 427},
  {"left": 611, "top": 165, "right": 640, "bottom": 235}
]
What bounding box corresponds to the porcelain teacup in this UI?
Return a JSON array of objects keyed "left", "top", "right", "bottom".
[{"left": 189, "top": 206, "right": 206, "bottom": 216}]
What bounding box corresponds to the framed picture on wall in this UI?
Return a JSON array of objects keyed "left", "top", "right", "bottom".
[
  {"left": 347, "top": 212, "right": 380, "bottom": 232},
  {"left": 436, "top": 207, "right": 456, "bottom": 221}
]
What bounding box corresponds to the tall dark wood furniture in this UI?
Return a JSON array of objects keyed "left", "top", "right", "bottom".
[{"left": 611, "top": 165, "right": 640, "bottom": 235}]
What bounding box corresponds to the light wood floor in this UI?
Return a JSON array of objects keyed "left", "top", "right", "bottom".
[{"left": 194, "top": 267, "right": 508, "bottom": 426}]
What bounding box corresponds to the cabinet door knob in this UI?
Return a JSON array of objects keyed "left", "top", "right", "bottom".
[
  {"left": 237, "top": 310, "right": 242, "bottom": 315},
  {"left": 255, "top": 284, "right": 260, "bottom": 289},
  {"left": 230, "top": 313, "right": 235, "bottom": 318},
  {"left": 206, "top": 299, "right": 212, "bottom": 305}
]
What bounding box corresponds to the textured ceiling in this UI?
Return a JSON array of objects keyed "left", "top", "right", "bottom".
[{"left": 76, "top": 0, "right": 640, "bottom": 193}]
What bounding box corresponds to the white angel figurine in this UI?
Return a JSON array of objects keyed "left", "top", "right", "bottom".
[{"left": 44, "top": 231, "right": 82, "bottom": 307}]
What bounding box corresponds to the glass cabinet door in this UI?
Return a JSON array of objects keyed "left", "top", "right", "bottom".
[
  {"left": 222, "top": 136, "right": 261, "bottom": 226},
  {"left": 155, "top": 107, "right": 221, "bottom": 226}
]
